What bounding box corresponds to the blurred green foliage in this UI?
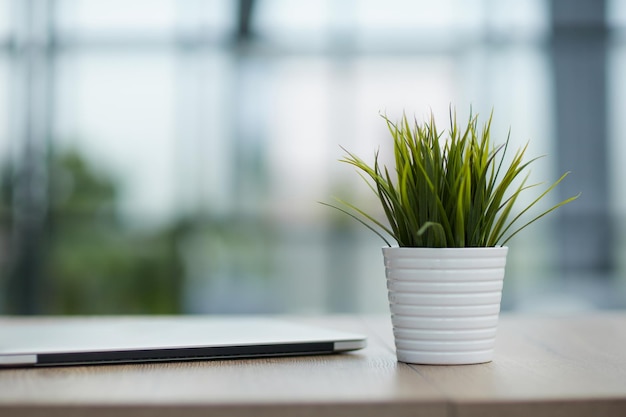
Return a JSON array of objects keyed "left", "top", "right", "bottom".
[{"left": 2, "top": 150, "right": 184, "bottom": 314}]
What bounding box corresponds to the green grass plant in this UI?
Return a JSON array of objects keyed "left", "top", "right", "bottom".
[{"left": 323, "top": 109, "right": 580, "bottom": 248}]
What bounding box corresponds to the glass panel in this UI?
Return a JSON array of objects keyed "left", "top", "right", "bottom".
[
  {"left": 485, "top": 0, "right": 549, "bottom": 37},
  {"left": 176, "top": 0, "right": 236, "bottom": 38},
  {"left": 46, "top": 51, "right": 183, "bottom": 313},
  {"left": 54, "top": 51, "right": 178, "bottom": 227},
  {"left": 56, "top": 0, "right": 177, "bottom": 34},
  {"left": 255, "top": 0, "right": 334, "bottom": 47},
  {"left": 172, "top": 51, "right": 233, "bottom": 217},
  {"left": 56, "top": 0, "right": 235, "bottom": 39},
  {"left": 354, "top": 0, "right": 483, "bottom": 47}
]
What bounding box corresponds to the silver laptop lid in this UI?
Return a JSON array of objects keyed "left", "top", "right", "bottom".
[{"left": 0, "top": 316, "right": 366, "bottom": 367}]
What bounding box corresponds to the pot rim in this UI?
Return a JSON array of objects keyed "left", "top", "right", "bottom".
[
  {"left": 382, "top": 246, "right": 508, "bottom": 257},
  {"left": 383, "top": 245, "right": 507, "bottom": 250}
]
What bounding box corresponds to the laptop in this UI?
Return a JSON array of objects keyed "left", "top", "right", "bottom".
[{"left": 0, "top": 316, "right": 366, "bottom": 368}]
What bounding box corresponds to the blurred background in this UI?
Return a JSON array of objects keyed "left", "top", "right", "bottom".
[{"left": 1, "top": 0, "right": 625, "bottom": 315}]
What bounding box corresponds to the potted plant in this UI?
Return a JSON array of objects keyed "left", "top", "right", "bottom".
[{"left": 324, "top": 108, "right": 579, "bottom": 365}]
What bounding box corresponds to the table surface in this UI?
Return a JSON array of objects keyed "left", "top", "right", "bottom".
[{"left": 1, "top": 313, "right": 626, "bottom": 417}]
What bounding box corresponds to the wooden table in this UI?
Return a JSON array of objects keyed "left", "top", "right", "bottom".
[{"left": 1, "top": 313, "right": 626, "bottom": 417}]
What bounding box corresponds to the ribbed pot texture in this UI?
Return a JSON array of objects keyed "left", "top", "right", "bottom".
[{"left": 383, "top": 246, "right": 508, "bottom": 365}]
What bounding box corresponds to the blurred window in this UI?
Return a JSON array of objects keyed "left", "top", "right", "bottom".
[{"left": 2, "top": 0, "right": 623, "bottom": 315}]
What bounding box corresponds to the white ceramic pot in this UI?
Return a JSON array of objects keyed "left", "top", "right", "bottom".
[{"left": 383, "top": 246, "right": 508, "bottom": 365}]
